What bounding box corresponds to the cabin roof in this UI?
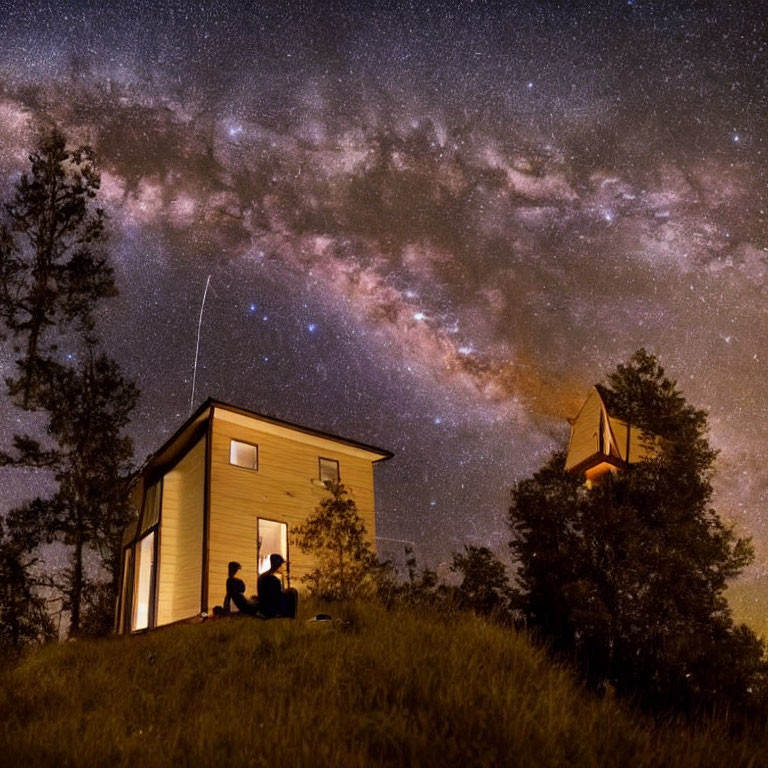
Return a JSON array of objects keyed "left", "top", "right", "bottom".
[
  {"left": 593, "top": 384, "right": 622, "bottom": 418},
  {"left": 139, "top": 398, "right": 394, "bottom": 480},
  {"left": 565, "top": 385, "right": 659, "bottom": 474}
]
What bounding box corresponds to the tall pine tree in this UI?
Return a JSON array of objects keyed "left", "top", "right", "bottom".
[
  {"left": 0, "top": 127, "right": 115, "bottom": 408},
  {"left": 0, "top": 129, "right": 138, "bottom": 639},
  {"left": 2, "top": 346, "right": 138, "bottom": 636},
  {"left": 509, "top": 350, "right": 767, "bottom": 717}
]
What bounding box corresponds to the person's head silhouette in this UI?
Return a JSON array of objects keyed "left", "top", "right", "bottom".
[
  {"left": 228, "top": 561, "right": 241, "bottom": 578},
  {"left": 269, "top": 554, "right": 285, "bottom": 572}
]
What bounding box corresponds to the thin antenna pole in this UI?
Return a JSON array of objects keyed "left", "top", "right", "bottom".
[{"left": 190, "top": 275, "right": 212, "bottom": 415}]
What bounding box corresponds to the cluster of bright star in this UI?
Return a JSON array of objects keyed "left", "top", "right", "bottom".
[{"left": 0, "top": 1, "right": 766, "bottom": 587}]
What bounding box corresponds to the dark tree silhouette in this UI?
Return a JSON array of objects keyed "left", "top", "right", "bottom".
[
  {"left": 0, "top": 518, "right": 55, "bottom": 653},
  {"left": 509, "top": 350, "right": 767, "bottom": 717},
  {"left": 0, "top": 129, "right": 138, "bottom": 640},
  {"left": 3, "top": 345, "right": 138, "bottom": 637},
  {"left": 450, "top": 545, "right": 514, "bottom": 620},
  {"left": 373, "top": 544, "right": 441, "bottom": 608},
  {"left": 0, "top": 127, "right": 115, "bottom": 407}
]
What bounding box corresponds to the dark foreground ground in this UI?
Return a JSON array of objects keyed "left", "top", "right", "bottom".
[{"left": 1, "top": 602, "right": 767, "bottom": 767}]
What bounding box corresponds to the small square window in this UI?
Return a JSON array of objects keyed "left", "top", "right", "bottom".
[
  {"left": 319, "top": 457, "right": 339, "bottom": 485},
  {"left": 230, "top": 440, "right": 258, "bottom": 470}
]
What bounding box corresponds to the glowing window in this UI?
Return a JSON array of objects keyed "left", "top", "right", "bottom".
[
  {"left": 141, "top": 481, "right": 161, "bottom": 532},
  {"left": 230, "top": 440, "right": 258, "bottom": 470},
  {"left": 132, "top": 531, "right": 156, "bottom": 631},
  {"left": 319, "top": 457, "right": 340, "bottom": 485}
]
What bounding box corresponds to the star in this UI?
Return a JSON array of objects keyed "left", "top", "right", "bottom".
[{"left": 0, "top": 0, "right": 765, "bottom": 602}]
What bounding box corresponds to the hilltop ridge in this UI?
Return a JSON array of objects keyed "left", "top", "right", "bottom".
[{"left": 1, "top": 602, "right": 765, "bottom": 767}]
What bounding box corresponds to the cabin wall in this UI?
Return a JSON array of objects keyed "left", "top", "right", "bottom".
[
  {"left": 608, "top": 418, "right": 658, "bottom": 464},
  {"left": 155, "top": 437, "right": 206, "bottom": 626},
  {"left": 565, "top": 389, "right": 604, "bottom": 471},
  {"left": 206, "top": 410, "right": 377, "bottom": 612}
]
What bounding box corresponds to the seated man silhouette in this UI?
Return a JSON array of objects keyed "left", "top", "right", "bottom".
[
  {"left": 257, "top": 554, "right": 298, "bottom": 619},
  {"left": 223, "top": 561, "right": 262, "bottom": 616}
]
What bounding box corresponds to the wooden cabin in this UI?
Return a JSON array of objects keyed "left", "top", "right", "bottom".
[
  {"left": 565, "top": 386, "right": 658, "bottom": 486},
  {"left": 116, "top": 399, "right": 392, "bottom": 633}
]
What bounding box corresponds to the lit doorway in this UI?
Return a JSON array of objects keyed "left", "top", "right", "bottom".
[
  {"left": 132, "top": 530, "right": 156, "bottom": 630},
  {"left": 257, "top": 518, "right": 288, "bottom": 584}
]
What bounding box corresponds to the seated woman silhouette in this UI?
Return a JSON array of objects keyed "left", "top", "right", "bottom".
[{"left": 223, "top": 561, "right": 262, "bottom": 616}]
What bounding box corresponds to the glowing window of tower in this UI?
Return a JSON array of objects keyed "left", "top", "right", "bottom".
[
  {"left": 132, "top": 531, "right": 155, "bottom": 631},
  {"left": 258, "top": 519, "right": 287, "bottom": 576}
]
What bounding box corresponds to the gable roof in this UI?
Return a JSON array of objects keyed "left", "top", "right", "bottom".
[
  {"left": 565, "top": 386, "right": 658, "bottom": 474},
  {"left": 139, "top": 397, "right": 394, "bottom": 480}
]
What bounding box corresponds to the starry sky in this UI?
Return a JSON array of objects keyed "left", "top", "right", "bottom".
[{"left": 0, "top": 1, "right": 767, "bottom": 603}]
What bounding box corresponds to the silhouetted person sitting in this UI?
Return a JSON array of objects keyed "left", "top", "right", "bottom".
[
  {"left": 223, "top": 561, "right": 262, "bottom": 616},
  {"left": 257, "top": 554, "right": 298, "bottom": 618}
]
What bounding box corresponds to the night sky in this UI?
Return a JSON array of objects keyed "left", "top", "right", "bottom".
[{"left": 0, "top": 1, "right": 767, "bottom": 607}]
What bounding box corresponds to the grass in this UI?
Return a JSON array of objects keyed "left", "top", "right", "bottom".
[{"left": 1, "top": 601, "right": 768, "bottom": 767}]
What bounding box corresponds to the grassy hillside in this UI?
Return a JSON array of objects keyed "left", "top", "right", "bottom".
[{"left": 1, "top": 602, "right": 767, "bottom": 768}]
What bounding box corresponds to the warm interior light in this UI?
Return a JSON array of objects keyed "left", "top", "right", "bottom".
[
  {"left": 230, "top": 440, "right": 258, "bottom": 469},
  {"left": 132, "top": 531, "right": 155, "bottom": 630},
  {"left": 258, "top": 519, "right": 288, "bottom": 577},
  {"left": 585, "top": 462, "right": 619, "bottom": 487}
]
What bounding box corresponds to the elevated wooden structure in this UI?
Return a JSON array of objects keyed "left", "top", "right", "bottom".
[{"left": 565, "top": 386, "right": 658, "bottom": 486}]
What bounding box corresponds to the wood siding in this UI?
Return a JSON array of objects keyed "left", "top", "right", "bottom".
[
  {"left": 156, "top": 437, "right": 205, "bottom": 626},
  {"left": 205, "top": 408, "right": 378, "bottom": 612},
  {"left": 565, "top": 388, "right": 605, "bottom": 471},
  {"left": 566, "top": 387, "right": 659, "bottom": 475},
  {"left": 607, "top": 417, "right": 658, "bottom": 464}
]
